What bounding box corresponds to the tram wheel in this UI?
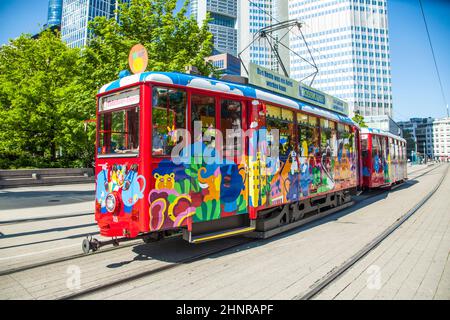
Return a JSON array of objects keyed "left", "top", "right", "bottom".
[
  {"left": 82, "top": 237, "right": 100, "bottom": 254},
  {"left": 82, "top": 238, "right": 91, "bottom": 254},
  {"left": 142, "top": 233, "right": 162, "bottom": 244}
]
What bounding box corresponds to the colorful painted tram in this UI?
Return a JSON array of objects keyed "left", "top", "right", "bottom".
[
  {"left": 361, "top": 127, "right": 408, "bottom": 189},
  {"left": 87, "top": 70, "right": 368, "bottom": 252}
]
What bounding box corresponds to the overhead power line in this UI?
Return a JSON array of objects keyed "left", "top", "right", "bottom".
[{"left": 418, "top": 0, "right": 449, "bottom": 117}]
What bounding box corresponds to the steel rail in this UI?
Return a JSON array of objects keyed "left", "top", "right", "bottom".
[
  {"left": 0, "top": 239, "right": 142, "bottom": 276},
  {"left": 58, "top": 238, "right": 254, "bottom": 300},
  {"left": 0, "top": 212, "right": 94, "bottom": 226},
  {"left": 1, "top": 164, "right": 439, "bottom": 290},
  {"left": 294, "top": 163, "right": 449, "bottom": 300},
  {"left": 58, "top": 164, "right": 442, "bottom": 300}
]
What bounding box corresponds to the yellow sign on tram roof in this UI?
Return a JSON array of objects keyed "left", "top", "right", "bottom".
[{"left": 129, "top": 44, "right": 148, "bottom": 74}]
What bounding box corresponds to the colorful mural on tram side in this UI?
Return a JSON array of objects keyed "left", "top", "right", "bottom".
[{"left": 148, "top": 142, "right": 248, "bottom": 231}]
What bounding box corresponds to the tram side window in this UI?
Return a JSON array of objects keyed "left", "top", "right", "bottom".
[
  {"left": 266, "top": 105, "right": 295, "bottom": 161},
  {"left": 395, "top": 140, "right": 399, "bottom": 160},
  {"left": 310, "top": 116, "right": 320, "bottom": 156},
  {"left": 372, "top": 135, "right": 381, "bottom": 158},
  {"left": 297, "top": 112, "right": 308, "bottom": 156},
  {"left": 389, "top": 138, "right": 394, "bottom": 161},
  {"left": 191, "top": 94, "right": 216, "bottom": 146},
  {"left": 320, "top": 119, "right": 336, "bottom": 157},
  {"left": 152, "top": 87, "right": 187, "bottom": 156},
  {"left": 98, "top": 106, "right": 140, "bottom": 156},
  {"left": 337, "top": 123, "right": 352, "bottom": 159},
  {"left": 361, "top": 135, "right": 369, "bottom": 158},
  {"left": 393, "top": 140, "right": 397, "bottom": 160},
  {"left": 221, "top": 99, "right": 243, "bottom": 158}
]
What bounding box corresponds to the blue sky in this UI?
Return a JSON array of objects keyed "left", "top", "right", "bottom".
[{"left": 0, "top": 0, "right": 449, "bottom": 121}]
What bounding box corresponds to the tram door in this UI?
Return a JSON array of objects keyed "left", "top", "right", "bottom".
[
  {"left": 219, "top": 98, "right": 249, "bottom": 218},
  {"left": 187, "top": 94, "right": 249, "bottom": 224}
]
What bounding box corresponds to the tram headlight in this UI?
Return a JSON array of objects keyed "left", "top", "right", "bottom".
[{"left": 105, "top": 193, "right": 117, "bottom": 213}]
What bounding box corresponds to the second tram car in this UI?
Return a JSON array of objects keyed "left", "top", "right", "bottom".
[{"left": 361, "top": 127, "right": 408, "bottom": 189}]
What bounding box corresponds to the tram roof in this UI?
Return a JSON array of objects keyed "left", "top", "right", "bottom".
[
  {"left": 99, "top": 71, "right": 355, "bottom": 126},
  {"left": 361, "top": 127, "right": 406, "bottom": 143}
]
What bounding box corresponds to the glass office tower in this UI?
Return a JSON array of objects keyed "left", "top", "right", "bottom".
[
  {"left": 238, "top": 0, "right": 289, "bottom": 75},
  {"left": 289, "top": 0, "right": 393, "bottom": 117},
  {"left": 61, "top": 0, "right": 123, "bottom": 48},
  {"left": 191, "top": 0, "right": 239, "bottom": 56},
  {"left": 47, "top": 0, "right": 63, "bottom": 27}
]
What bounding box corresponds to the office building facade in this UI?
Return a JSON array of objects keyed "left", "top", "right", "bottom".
[
  {"left": 61, "top": 0, "right": 123, "bottom": 48},
  {"left": 47, "top": 0, "right": 63, "bottom": 27},
  {"left": 432, "top": 117, "right": 450, "bottom": 160},
  {"left": 365, "top": 114, "right": 401, "bottom": 136},
  {"left": 191, "top": 0, "right": 238, "bottom": 56},
  {"left": 206, "top": 53, "right": 242, "bottom": 75},
  {"left": 238, "top": 0, "right": 289, "bottom": 75},
  {"left": 289, "top": 0, "right": 393, "bottom": 117},
  {"left": 398, "top": 118, "right": 434, "bottom": 159}
]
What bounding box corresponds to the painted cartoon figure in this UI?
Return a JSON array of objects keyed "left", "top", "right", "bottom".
[
  {"left": 96, "top": 163, "right": 146, "bottom": 215},
  {"left": 155, "top": 173, "right": 176, "bottom": 190},
  {"left": 109, "top": 164, "right": 126, "bottom": 192},
  {"left": 149, "top": 160, "right": 196, "bottom": 231},
  {"left": 198, "top": 165, "right": 221, "bottom": 202},
  {"left": 220, "top": 161, "right": 245, "bottom": 213},
  {"left": 122, "top": 167, "right": 146, "bottom": 213}
]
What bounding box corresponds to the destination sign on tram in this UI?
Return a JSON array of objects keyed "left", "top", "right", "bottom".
[
  {"left": 248, "top": 63, "right": 349, "bottom": 116},
  {"left": 100, "top": 88, "right": 140, "bottom": 112}
]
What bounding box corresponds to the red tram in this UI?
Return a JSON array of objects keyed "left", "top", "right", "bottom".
[
  {"left": 361, "top": 128, "right": 407, "bottom": 189},
  {"left": 84, "top": 67, "right": 405, "bottom": 253}
]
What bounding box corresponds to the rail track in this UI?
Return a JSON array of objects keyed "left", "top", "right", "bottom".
[
  {"left": 0, "top": 212, "right": 94, "bottom": 226},
  {"left": 0, "top": 164, "right": 441, "bottom": 297},
  {"left": 0, "top": 164, "right": 440, "bottom": 285},
  {"left": 54, "top": 164, "right": 444, "bottom": 300},
  {"left": 295, "top": 163, "right": 449, "bottom": 300}
]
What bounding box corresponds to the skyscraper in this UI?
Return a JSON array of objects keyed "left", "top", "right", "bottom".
[
  {"left": 238, "top": 0, "right": 289, "bottom": 76},
  {"left": 289, "top": 0, "right": 393, "bottom": 117},
  {"left": 47, "top": 0, "right": 63, "bottom": 27},
  {"left": 191, "top": 0, "right": 238, "bottom": 56},
  {"left": 61, "top": 0, "right": 122, "bottom": 48}
]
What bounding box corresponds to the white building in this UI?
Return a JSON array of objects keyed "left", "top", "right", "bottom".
[
  {"left": 191, "top": 0, "right": 238, "bottom": 56},
  {"left": 289, "top": 0, "right": 393, "bottom": 117},
  {"left": 433, "top": 117, "right": 450, "bottom": 160},
  {"left": 61, "top": 0, "right": 123, "bottom": 48},
  {"left": 238, "top": 0, "right": 289, "bottom": 75},
  {"left": 365, "top": 114, "right": 401, "bottom": 136}
]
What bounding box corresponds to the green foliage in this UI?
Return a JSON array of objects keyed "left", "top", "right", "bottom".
[
  {"left": 352, "top": 112, "right": 368, "bottom": 128},
  {"left": 0, "top": 0, "right": 216, "bottom": 169},
  {"left": 84, "top": 0, "right": 217, "bottom": 88},
  {"left": 0, "top": 30, "right": 95, "bottom": 168}
]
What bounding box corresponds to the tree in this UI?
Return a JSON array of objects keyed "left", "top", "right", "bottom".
[
  {"left": 352, "top": 112, "right": 368, "bottom": 128},
  {"left": 0, "top": 30, "right": 95, "bottom": 168},
  {"left": 0, "top": 0, "right": 216, "bottom": 169},
  {"left": 83, "top": 0, "right": 216, "bottom": 89}
]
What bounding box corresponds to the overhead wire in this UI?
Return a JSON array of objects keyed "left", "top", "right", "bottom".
[{"left": 418, "top": 0, "right": 448, "bottom": 117}]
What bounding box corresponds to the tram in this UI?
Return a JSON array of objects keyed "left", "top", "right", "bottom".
[
  {"left": 361, "top": 127, "right": 408, "bottom": 189},
  {"left": 86, "top": 65, "right": 362, "bottom": 253}
]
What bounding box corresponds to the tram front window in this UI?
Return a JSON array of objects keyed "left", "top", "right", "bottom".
[
  {"left": 152, "top": 87, "right": 187, "bottom": 156},
  {"left": 98, "top": 106, "right": 140, "bottom": 156}
]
